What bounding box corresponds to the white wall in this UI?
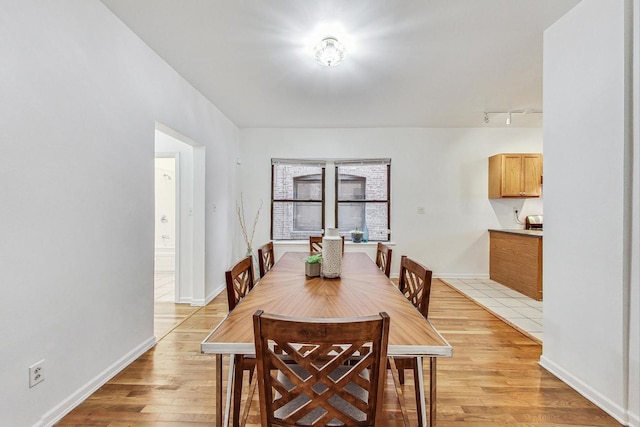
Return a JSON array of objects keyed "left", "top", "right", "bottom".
[
  {"left": 153, "top": 156, "right": 176, "bottom": 273},
  {"left": 154, "top": 157, "right": 177, "bottom": 251},
  {"left": 542, "top": 0, "right": 638, "bottom": 425},
  {"left": 631, "top": 0, "right": 640, "bottom": 423},
  {"left": 0, "top": 1, "right": 239, "bottom": 425},
  {"left": 239, "top": 127, "right": 543, "bottom": 277}
]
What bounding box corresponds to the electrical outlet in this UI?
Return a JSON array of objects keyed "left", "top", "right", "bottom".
[
  {"left": 513, "top": 206, "right": 519, "bottom": 215},
  {"left": 29, "top": 360, "right": 45, "bottom": 388}
]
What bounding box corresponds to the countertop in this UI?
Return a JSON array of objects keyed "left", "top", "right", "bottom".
[{"left": 489, "top": 229, "right": 543, "bottom": 237}]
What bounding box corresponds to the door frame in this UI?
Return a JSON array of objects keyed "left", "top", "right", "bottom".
[{"left": 155, "top": 122, "right": 206, "bottom": 305}]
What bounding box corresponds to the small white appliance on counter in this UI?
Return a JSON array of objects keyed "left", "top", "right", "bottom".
[{"left": 525, "top": 215, "right": 543, "bottom": 230}]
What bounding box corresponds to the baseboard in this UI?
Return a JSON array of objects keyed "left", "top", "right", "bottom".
[
  {"left": 434, "top": 273, "right": 490, "bottom": 279},
  {"left": 190, "top": 283, "right": 225, "bottom": 306},
  {"left": 39, "top": 336, "right": 156, "bottom": 427},
  {"left": 539, "top": 355, "right": 630, "bottom": 426},
  {"left": 388, "top": 273, "right": 490, "bottom": 281}
]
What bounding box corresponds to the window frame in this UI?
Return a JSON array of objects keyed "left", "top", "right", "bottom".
[
  {"left": 270, "top": 158, "right": 390, "bottom": 242},
  {"left": 270, "top": 160, "right": 326, "bottom": 240},
  {"left": 334, "top": 160, "right": 391, "bottom": 242}
]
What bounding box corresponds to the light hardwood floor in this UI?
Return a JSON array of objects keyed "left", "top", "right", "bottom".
[{"left": 58, "top": 279, "right": 623, "bottom": 426}]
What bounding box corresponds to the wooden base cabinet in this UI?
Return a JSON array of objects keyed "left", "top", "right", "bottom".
[{"left": 489, "top": 230, "right": 543, "bottom": 301}]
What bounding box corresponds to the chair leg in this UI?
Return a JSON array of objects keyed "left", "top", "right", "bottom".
[
  {"left": 247, "top": 363, "right": 255, "bottom": 384},
  {"left": 240, "top": 368, "right": 258, "bottom": 427},
  {"left": 388, "top": 357, "right": 410, "bottom": 427},
  {"left": 397, "top": 358, "right": 405, "bottom": 384},
  {"left": 413, "top": 358, "right": 423, "bottom": 427},
  {"left": 388, "top": 357, "right": 406, "bottom": 384},
  {"left": 232, "top": 355, "right": 244, "bottom": 427}
]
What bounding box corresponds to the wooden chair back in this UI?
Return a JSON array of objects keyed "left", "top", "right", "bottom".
[
  {"left": 257, "top": 241, "right": 275, "bottom": 278},
  {"left": 375, "top": 243, "right": 392, "bottom": 277},
  {"left": 224, "top": 256, "right": 255, "bottom": 311},
  {"left": 398, "top": 256, "right": 433, "bottom": 319},
  {"left": 309, "top": 235, "right": 345, "bottom": 254},
  {"left": 225, "top": 256, "right": 258, "bottom": 425},
  {"left": 253, "top": 310, "right": 390, "bottom": 427},
  {"left": 309, "top": 236, "right": 323, "bottom": 253}
]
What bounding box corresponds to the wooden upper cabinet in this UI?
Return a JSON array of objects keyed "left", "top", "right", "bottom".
[{"left": 488, "top": 153, "right": 543, "bottom": 198}]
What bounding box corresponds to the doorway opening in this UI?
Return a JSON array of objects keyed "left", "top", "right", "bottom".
[
  {"left": 154, "top": 123, "right": 206, "bottom": 307},
  {"left": 153, "top": 124, "right": 205, "bottom": 339},
  {"left": 154, "top": 156, "right": 177, "bottom": 302}
]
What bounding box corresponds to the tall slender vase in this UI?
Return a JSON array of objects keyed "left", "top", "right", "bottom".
[
  {"left": 246, "top": 248, "right": 258, "bottom": 279},
  {"left": 362, "top": 220, "right": 369, "bottom": 243}
]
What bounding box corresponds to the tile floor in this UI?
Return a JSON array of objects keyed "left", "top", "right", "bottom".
[
  {"left": 154, "top": 272, "right": 175, "bottom": 302},
  {"left": 439, "top": 277, "right": 543, "bottom": 343}
]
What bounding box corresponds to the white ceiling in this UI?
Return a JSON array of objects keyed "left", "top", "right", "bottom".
[{"left": 99, "top": 0, "right": 580, "bottom": 128}]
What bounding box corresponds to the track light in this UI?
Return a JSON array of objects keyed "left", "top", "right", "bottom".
[{"left": 482, "top": 110, "right": 542, "bottom": 124}]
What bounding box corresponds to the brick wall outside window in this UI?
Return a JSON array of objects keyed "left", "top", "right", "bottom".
[{"left": 272, "top": 160, "right": 390, "bottom": 241}]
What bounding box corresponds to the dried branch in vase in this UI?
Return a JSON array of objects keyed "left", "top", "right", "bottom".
[{"left": 236, "top": 193, "right": 263, "bottom": 254}]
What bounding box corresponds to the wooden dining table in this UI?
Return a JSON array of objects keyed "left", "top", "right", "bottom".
[{"left": 201, "top": 251, "right": 452, "bottom": 426}]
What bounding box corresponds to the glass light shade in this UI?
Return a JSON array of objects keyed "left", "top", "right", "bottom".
[{"left": 313, "top": 37, "right": 346, "bottom": 67}]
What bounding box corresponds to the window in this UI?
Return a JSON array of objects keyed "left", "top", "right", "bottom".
[
  {"left": 335, "top": 174, "right": 366, "bottom": 233},
  {"left": 336, "top": 160, "right": 390, "bottom": 241},
  {"left": 271, "top": 158, "right": 390, "bottom": 241},
  {"left": 293, "top": 174, "right": 323, "bottom": 231},
  {"left": 271, "top": 160, "right": 325, "bottom": 240}
]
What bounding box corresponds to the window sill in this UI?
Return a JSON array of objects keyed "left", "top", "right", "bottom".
[{"left": 273, "top": 240, "right": 395, "bottom": 246}]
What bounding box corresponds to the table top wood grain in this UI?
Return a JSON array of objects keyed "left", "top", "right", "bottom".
[{"left": 201, "top": 252, "right": 452, "bottom": 357}]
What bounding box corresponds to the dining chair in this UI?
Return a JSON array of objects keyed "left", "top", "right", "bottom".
[
  {"left": 393, "top": 255, "right": 433, "bottom": 427},
  {"left": 257, "top": 241, "right": 275, "bottom": 278},
  {"left": 225, "top": 256, "right": 257, "bottom": 427},
  {"left": 226, "top": 256, "right": 255, "bottom": 311},
  {"left": 375, "top": 243, "right": 393, "bottom": 277},
  {"left": 309, "top": 235, "right": 345, "bottom": 254},
  {"left": 398, "top": 256, "right": 432, "bottom": 319},
  {"left": 252, "top": 310, "right": 390, "bottom": 426},
  {"left": 309, "top": 236, "right": 323, "bottom": 253}
]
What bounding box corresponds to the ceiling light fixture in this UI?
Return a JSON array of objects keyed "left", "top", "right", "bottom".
[{"left": 313, "top": 37, "right": 346, "bottom": 67}]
